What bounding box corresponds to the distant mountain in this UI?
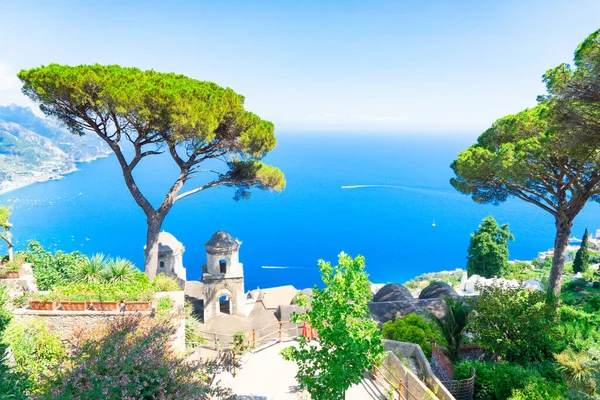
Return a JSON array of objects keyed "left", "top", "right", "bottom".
[{"left": 0, "top": 105, "right": 110, "bottom": 193}]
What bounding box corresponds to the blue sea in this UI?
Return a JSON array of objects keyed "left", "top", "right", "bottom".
[{"left": 2, "top": 133, "right": 600, "bottom": 290}]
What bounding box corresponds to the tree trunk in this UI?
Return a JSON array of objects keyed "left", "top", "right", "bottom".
[
  {"left": 144, "top": 213, "right": 165, "bottom": 279},
  {"left": 8, "top": 245, "right": 13, "bottom": 262},
  {"left": 547, "top": 216, "right": 573, "bottom": 303}
]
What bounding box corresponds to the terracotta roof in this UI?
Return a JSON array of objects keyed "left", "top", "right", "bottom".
[
  {"left": 205, "top": 230, "right": 239, "bottom": 251},
  {"left": 256, "top": 285, "right": 298, "bottom": 310}
]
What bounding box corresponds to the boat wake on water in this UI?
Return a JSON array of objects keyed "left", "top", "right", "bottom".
[
  {"left": 341, "top": 184, "right": 453, "bottom": 196},
  {"left": 261, "top": 266, "right": 311, "bottom": 269}
]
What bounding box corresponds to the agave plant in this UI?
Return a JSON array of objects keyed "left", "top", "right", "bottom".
[
  {"left": 104, "top": 257, "right": 135, "bottom": 283},
  {"left": 555, "top": 348, "right": 600, "bottom": 395},
  {"left": 75, "top": 253, "right": 108, "bottom": 283}
]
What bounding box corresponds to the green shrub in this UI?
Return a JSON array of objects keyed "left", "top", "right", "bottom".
[
  {"left": 554, "top": 306, "right": 600, "bottom": 353},
  {"left": 21, "top": 241, "right": 85, "bottom": 290},
  {"left": 381, "top": 313, "right": 443, "bottom": 358},
  {"left": 589, "top": 296, "right": 600, "bottom": 312},
  {"left": 74, "top": 253, "right": 108, "bottom": 283},
  {"left": 468, "top": 284, "right": 557, "bottom": 362},
  {"left": 593, "top": 282, "right": 600, "bottom": 289},
  {"left": 454, "top": 360, "right": 567, "bottom": 400},
  {"left": 2, "top": 319, "right": 66, "bottom": 395},
  {"left": 153, "top": 273, "right": 181, "bottom": 292}
]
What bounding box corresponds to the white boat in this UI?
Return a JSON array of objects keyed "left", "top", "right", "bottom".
[{"left": 432, "top": 220, "right": 436, "bottom": 227}]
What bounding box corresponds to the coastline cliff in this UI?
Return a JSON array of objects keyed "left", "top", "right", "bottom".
[{"left": 0, "top": 104, "right": 110, "bottom": 194}]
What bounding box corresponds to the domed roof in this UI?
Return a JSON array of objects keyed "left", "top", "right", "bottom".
[
  {"left": 372, "top": 283, "right": 414, "bottom": 303},
  {"left": 158, "top": 231, "right": 183, "bottom": 253},
  {"left": 418, "top": 281, "right": 459, "bottom": 300},
  {"left": 205, "top": 230, "right": 240, "bottom": 251}
]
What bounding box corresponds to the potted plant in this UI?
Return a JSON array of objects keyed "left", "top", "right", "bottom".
[
  {"left": 0, "top": 260, "right": 24, "bottom": 279},
  {"left": 59, "top": 291, "right": 90, "bottom": 311},
  {"left": 123, "top": 290, "right": 153, "bottom": 312},
  {"left": 29, "top": 292, "right": 59, "bottom": 311},
  {"left": 89, "top": 286, "right": 122, "bottom": 311}
]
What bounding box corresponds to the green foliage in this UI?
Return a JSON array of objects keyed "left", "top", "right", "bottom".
[
  {"left": 74, "top": 253, "right": 108, "bottom": 283},
  {"left": 382, "top": 313, "right": 443, "bottom": 358},
  {"left": 574, "top": 229, "right": 591, "bottom": 274},
  {"left": 2, "top": 319, "right": 66, "bottom": 395},
  {"left": 468, "top": 284, "right": 557, "bottom": 362},
  {"left": 466, "top": 216, "right": 514, "bottom": 278},
  {"left": 554, "top": 306, "right": 600, "bottom": 353},
  {"left": 153, "top": 273, "right": 182, "bottom": 292},
  {"left": 155, "top": 296, "right": 174, "bottom": 318},
  {"left": 52, "top": 270, "right": 154, "bottom": 302},
  {"left": 454, "top": 360, "right": 567, "bottom": 400},
  {"left": 281, "top": 252, "right": 385, "bottom": 400},
  {"left": 0, "top": 283, "right": 27, "bottom": 399},
  {"left": 22, "top": 241, "right": 85, "bottom": 290},
  {"left": 0, "top": 260, "right": 20, "bottom": 273},
  {"left": 431, "top": 298, "right": 471, "bottom": 361}
]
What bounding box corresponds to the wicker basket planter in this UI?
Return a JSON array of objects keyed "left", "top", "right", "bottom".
[
  {"left": 123, "top": 301, "right": 152, "bottom": 312},
  {"left": 90, "top": 301, "right": 121, "bottom": 311},
  {"left": 60, "top": 301, "right": 89, "bottom": 311},
  {"left": 0, "top": 269, "right": 25, "bottom": 279},
  {"left": 29, "top": 300, "right": 59, "bottom": 311}
]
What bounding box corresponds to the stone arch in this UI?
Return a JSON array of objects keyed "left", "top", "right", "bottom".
[{"left": 215, "top": 288, "right": 233, "bottom": 315}]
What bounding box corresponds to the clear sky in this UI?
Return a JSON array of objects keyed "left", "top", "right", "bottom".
[{"left": 1, "top": 0, "right": 599, "bottom": 135}]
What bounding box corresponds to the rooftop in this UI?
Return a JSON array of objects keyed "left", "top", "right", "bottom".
[{"left": 205, "top": 230, "right": 240, "bottom": 251}]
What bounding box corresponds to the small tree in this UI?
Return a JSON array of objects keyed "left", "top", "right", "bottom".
[
  {"left": 431, "top": 298, "right": 471, "bottom": 362},
  {"left": 0, "top": 206, "right": 14, "bottom": 262},
  {"left": 573, "top": 228, "right": 590, "bottom": 274},
  {"left": 282, "top": 252, "right": 385, "bottom": 400},
  {"left": 466, "top": 216, "right": 514, "bottom": 278}
]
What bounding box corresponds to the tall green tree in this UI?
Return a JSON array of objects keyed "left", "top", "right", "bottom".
[
  {"left": 573, "top": 228, "right": 590, "bottom": 274},
  {"left": 0, "top": 206, "right": 14, "bottom": 262},
  {"left": 18, "top": 65, "right": 285, "bottom": 278},
  {"left": 282, "top": 252, "right": 385, "bottom": 400},
  {"left": 451, "top": 30, "right": 600, "bottom": 303},
  {"left": 466, "top": 216, "right": 513, "bottom": 278}
]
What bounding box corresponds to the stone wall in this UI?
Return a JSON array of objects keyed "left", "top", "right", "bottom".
[{"left": 13, "top": 291, "right": 186, "bottom": 353}]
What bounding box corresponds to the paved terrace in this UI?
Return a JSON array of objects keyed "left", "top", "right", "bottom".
[{"left": 218, "top": 340, "right": 386, "bottom": 400}]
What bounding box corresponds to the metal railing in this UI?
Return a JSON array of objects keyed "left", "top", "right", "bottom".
[{"left": 372, "top": 360, "right": 418, "bottom": 400}]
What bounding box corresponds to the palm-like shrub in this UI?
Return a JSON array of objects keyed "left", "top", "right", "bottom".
[
  {"left": 75, "top": 253, "right": 108, "bottom": 283},
  {"left": 431, "top": 298, "right": 471, "bottom": 361},
  {"left": 104, "top": 257, "right": 135, "bottom": 283}
]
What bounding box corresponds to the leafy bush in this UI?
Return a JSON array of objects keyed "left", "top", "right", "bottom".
[
  {"left": 52, "top": 272, "right": 155, "bottom": 302},
  {"left": 593, "top": 282, "right": 600, "bottom": 289},
  {"left": 382, "top": 313, "right": 443, "bottom": 358},
  {"left": 431, "top": 298, "right": 471, "bottom": 361},
  {"left": 39, "top": 316, "right": 232, "bottom": 399},
  {"left": 590, "top": 296, "right": 600, "bottom": 312},
  {"left": 454, "top": 360, "right": 567, "bottom": 400},
  {"left": 555, "top": 306, "right": 600, "bottom": 352},
  {"left": 21, "top": 241, "right": 85, "bottom": 290},
  {"left": 468, "top": 283, "right": 557, "bottom": 362},
  {"left": 153, "top": 273, "right": 182, "bottom": 292},
  {"left": 2, "top": 319, "right": 65, "bottom": 395}
]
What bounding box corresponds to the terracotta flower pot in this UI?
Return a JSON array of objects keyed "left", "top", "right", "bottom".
[
  {"left": 0, "top": 269, "right": 25, "bottom": 279},
  {"left": 124, "top": 301, "right": 152, "bottom": 312},
  {"left": 90, "top": 301, "right": 121, "bottom": 311},
  {"left": 60, "top": 301, "right": 89, "bottom": 311},
  {"left": 29, "top": 300, "right": 58, "bottom": 311}
]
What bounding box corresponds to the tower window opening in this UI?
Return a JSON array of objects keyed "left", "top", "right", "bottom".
[
  {"left": 219, "top": 259, "right": 227, "bottom": 274},
  {"left": 159, "top": 261, "right": 165, "bottom": 269}
]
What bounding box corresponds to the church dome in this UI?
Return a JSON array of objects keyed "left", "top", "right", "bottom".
[
  {"left": 418, "top": 281, "right": 459, "bottom": 300},
  {"left": 372, "top": 283, "right": 414, "bottom": 302},
  {"left": 157, "top": 231, "right": 183, "bottom": 253},
  {"left": 205, "top": 230, "right": 240, "bottom": 251}
]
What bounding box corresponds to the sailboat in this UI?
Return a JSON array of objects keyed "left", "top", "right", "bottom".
[{"left": 432, "top": 220, "right": 436, "bottom": 227}]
